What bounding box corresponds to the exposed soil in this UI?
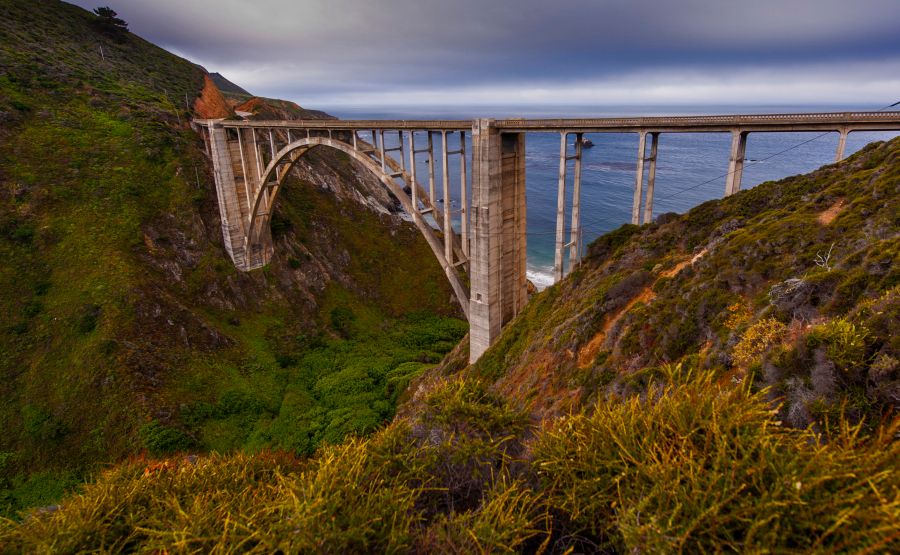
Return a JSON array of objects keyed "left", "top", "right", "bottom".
[
  {"left": 818, "top": 198, "right": 846, "bottom": 225},
  {"left": 577, "top": 248, "right": 708, "bottom": 368},
  {"left": 193, "top": 75, "right": 232, "bottom": 119}
]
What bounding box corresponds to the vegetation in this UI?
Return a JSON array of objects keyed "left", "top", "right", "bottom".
[
  {"left": 468, "top": 137, "right": 900, "bottom": 433},
  {"left": 0, "top": 0, "right": 462, "bottom": 517},
  {"left": 91, "top": 7, "right": 128, "bottom": 35},
  {"left": 2, "top": 375, "right": 896, "bottom": 552}
]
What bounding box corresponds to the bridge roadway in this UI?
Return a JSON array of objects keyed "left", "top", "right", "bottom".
[
  {"left": 197, "top": 111, "right": 900, "bottom": 362},
  {"left": 216, "top": 111, "right": 900, "bottom": 133}
]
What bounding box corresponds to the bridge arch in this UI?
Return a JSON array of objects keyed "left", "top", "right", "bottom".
[{"left": 245, "top": 136, "right": 470, "bottom": 319}]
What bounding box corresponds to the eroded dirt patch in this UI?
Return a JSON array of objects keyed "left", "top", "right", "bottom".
[{"left": 818, "top": 198, "right": 845, "bottom": 225}]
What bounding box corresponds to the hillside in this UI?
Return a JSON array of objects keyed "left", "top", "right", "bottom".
[
  {"left": 412, "top": 138, "right": 899, "bottom": 433},
  {"left": 4, "top": 126, "right": 898, "bottom": 554},
  {"left": 0, "top": 0, "right": 463, "bottom": 515}
]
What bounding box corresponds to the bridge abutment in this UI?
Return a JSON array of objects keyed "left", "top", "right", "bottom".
[
  {"left": 469, "top": 119, "right": 528, "bottom": 363},
  {"left": 208, "top": 123, "right": 253, "bottom": 269}
]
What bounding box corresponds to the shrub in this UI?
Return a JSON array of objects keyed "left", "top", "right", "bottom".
[
  {"left": 416, "top": 477, "right": 547, "bottom": 553},
  {"left": 732, "top": 317, "right": 787, "bottom": 367},
  {"left": 329, "top": 306, "right": 356, "bottom": 337},
  {"left": 807, "top": 318, "right": 870, "bottom": 372},
  {"left": 76, "top": 304, "right": 101, "bottom": 334},
  {"left": 138, "top": 421, "right": 193, "bottom": 456},
  {"left": 411, "top": 379, "right": 531, "bottom": 514},
  {"left": 22, "top": 405, "right": 67, "bottom": 443},
  {"left": 532, "top": 373, "right": 900, "bottom": 552}
]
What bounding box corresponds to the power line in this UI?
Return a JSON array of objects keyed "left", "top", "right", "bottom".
[{"left": 655, "top": 99, "right": 900, "bottom": 202}]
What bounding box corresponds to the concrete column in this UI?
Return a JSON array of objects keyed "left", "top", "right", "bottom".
[
  {"left": 568, "top": 133, "right": 583, "bottom": 269},
  {"left": 252, "top": 128, "right": 263, "bottom": 186},
  {"left": 236, "top": 128, "right": 251, "bottom": 213},
  {"left": 427, "top": 132, "right": 436, "bottom": 204},
  {"left": 469, "top": 119, "right": 527, "bottom": 363},
  {"left": 554, "top": 132, "right": 568, "bottom": 282},
  {"left": 207, "top": 123, "right": 249, "bottom": 269},
  {"left": 379, "top": 130, "right": 386, "bottom": 171},
  {"left": 642, "top": 132, "right": 659, "bottom": 224},
  {"left": 407, "top": 131, "right": 418, "bottom": 211},
  {"left": 441, "top": 130, "right": 452, "bottom": 264},
  {"left": 632, "top": 131, "right": 647, "bottom": 224},
  {"left": 725, "top": 130, "right": 748, "bottom": 196},
  {"left": 459, "top": 131, "right": 469, "bottom": 259},
  {"left": 395, "top": 130, "right": 406, "bottom": 171},
  {"left": 835, "top": 127, "right": 849, "bottom": 162}
]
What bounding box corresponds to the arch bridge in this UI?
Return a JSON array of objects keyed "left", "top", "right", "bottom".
[{"left": 195, "top": 111, "right": 900, "bottom": 362}]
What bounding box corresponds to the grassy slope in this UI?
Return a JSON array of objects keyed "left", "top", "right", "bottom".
[
  {"left": 0, "top": 0, "right": 463, "bottom": 514},
  {"left": 468, "top": 138, "right": 899, "bottom": 430}
]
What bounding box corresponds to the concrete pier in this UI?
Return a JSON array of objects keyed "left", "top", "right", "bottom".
[
  {"left": 642, "top": 132, "right": 659, "bottom": 224},
  {"left": 554, "top": 132, "right": 569, "bottom": 281},
  {"left": 469, "top": 119, "right": 527, "bottom": 362},
  {"left": 568, "top": 133, "right": 584, "bottom": 269},
  {"left": 836, "top": 128, "right": 849, "bottom": 162},
  {"left": 631, "top": 131, "right": 647, "bottom": 224},
  {"left": 725, "top": 130, "right": 748, "bottom": 196}
]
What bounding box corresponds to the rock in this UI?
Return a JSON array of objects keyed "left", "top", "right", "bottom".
[{"left": 768, "top": 278, "right": 815, "bottom": 319}]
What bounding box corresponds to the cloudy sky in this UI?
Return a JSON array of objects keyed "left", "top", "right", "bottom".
[{"left": 70, "top": 0, "right": 900, "bottom": 110}]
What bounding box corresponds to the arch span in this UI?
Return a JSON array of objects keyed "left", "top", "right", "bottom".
[{"left": 245, "top": 136, "right": 470, "bottom": 319}]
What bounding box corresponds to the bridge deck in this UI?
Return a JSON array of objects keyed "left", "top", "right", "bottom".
[{"left": 198, "top": 111, "right": 900, "bottom": 134}]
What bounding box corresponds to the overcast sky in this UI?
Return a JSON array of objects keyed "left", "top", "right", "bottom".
[{"left": 70, "top": 0, "right": 900, "bottom": 110}]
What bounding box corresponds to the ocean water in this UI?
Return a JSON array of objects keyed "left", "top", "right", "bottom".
[{"left": 325, "top": 105, "right": 899, "bottom": 288}]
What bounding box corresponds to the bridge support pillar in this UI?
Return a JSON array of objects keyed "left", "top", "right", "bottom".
[
  {"left": 642, "top": 132, "right": 659, "bottom": 224},
  {"left": 725, "top": 130, "right": 748, "bottom": 196},
  {"left": 835, "top": 127, "right": 849, "bottom": 162},
  {"left": 207, "top": 122, "right": 252, "bottom": 270},
  {"left": 469, "top": 119, "right": 527, "bottom": 363},
  {"left": 631, "top": 131, "right": 647, "bottom": 224}
]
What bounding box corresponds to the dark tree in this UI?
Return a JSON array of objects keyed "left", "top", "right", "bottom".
[{"left": 92, "top": 6, "right": 128, "bottom": 33}]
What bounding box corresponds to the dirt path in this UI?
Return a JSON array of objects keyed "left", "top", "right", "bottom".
[{"left": 576, "top": 248, "right": 708, "bottom": 368}]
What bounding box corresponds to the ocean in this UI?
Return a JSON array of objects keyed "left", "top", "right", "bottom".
[{"left": 324, "top": 105, "right": 900, "bottom": 289}]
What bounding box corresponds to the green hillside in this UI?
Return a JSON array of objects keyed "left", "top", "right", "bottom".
[
  {"left": 467, "top": 138, "right": 899, "bottom": 434},
  {"left": 0, "top": 0, "right": 463, "bottom": 516},
  {"left": 4, "top": 126, "right": 898, "bottom": 555}
]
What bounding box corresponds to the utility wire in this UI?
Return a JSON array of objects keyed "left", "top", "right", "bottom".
[{"left": 655, "top": 99, "right": 900, "bottom": 201}]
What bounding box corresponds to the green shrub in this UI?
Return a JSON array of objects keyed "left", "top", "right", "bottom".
[
  {"left": 138, "top": 421, "right": 193, "bottom": 456},
  {"left": 416, "top": 477, "right": 547, "bottom": 553},
  {"left": 329, "top": 306, "right": 356, "bottom": 337},
  {"left": 75, "top": 304, "right": 101, "bottom": 334},
  {"left": 412, "top": 379, "right": 531, "bottom": 514},
  {"left": 532, "top": 373, "right": 900, "bottom": 552},
  {"left": 807, "top": 318, "right": 870, "bottom": 371},
  {"left": 732, "top": 317, "right": 787, "bottom": 367},
  {"left": 22, "top": 405, "right": 67, "bottom": 443}
]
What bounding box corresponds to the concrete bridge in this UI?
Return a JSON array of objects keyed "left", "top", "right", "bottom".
[{"left": 195, "top": 111, "right": 900, "bottom": 362}]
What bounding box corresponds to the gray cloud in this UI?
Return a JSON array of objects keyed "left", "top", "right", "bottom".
[{"left": 69, "top": 0, "right": 900, "bottom": 107}]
